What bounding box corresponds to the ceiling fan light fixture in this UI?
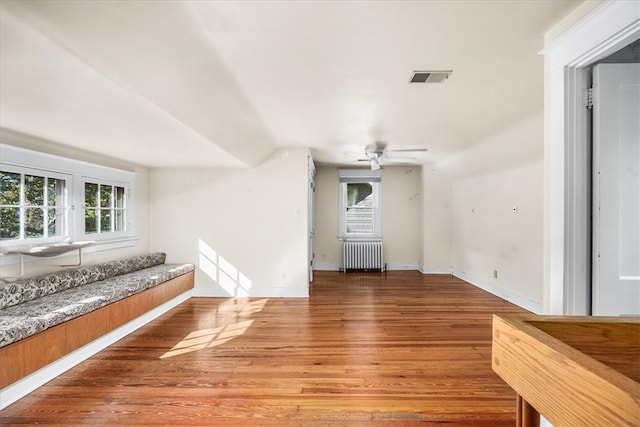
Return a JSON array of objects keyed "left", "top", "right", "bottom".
[
  {"left": 410, "top": 70, "right": 452, "bottom": 84},
  {"left": 370, "top": 158, "right": 381, "bottom": 170}
]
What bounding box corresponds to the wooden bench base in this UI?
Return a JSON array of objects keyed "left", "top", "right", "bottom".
[{"left": 0, "top": 271, "right": 194, "bottom": 388}]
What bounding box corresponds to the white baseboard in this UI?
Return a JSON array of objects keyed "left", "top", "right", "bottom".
[
  {"left": 451, "top": 268, "right": 543, "bottom": 314},
  {"left": 313, "top": 262, "right": 340, "bottom": 271},
  {"left": 385, "top": 262, "right": 421, "bottom": 271},
  {"left": 314, "top": 262, "right": 423, "bottom": 272},
  {"left": 420, "top": 266, "right": 453, "bottom": 274},
  {"left": 0, "top": 290, "right": 192, "bottom": 410},
  {"left": 192, "top": 284, "right": 308, "bottom": 298}
]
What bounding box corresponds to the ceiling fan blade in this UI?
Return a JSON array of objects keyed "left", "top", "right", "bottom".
[{"left": 388, "top": 148, "right": 429, "bottom": 152}]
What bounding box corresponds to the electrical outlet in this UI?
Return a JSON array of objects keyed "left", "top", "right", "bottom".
[{"left": 493, "top": 270, "right": 498, "bottom": 279}]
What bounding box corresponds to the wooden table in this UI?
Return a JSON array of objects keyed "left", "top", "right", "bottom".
[{"left": 492, "top": 314, "right": 640, "bottom": 427}]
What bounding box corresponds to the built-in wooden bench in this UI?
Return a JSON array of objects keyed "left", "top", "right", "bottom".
[
  {"left": 0, "top": 271, "right": 193, "bottom": 388},
  {"left": 0, "top": 252, "right": 194, "bottom": 406}
]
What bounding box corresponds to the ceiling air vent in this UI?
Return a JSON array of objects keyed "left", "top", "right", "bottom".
[{"left": 410, "top": 70, "right": 452, "bottom": 83}]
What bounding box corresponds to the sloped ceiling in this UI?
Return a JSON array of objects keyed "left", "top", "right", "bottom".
[{"left": 0, "top": 0, "right": 577, "bottom": 168}]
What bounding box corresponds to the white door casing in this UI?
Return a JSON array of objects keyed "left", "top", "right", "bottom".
[
  {"left": 543, "top": 0, "right": 640, "bottom": 315},
  {"left": 308, "top": 156, "right": 316, "bottom": 284},
  {"left": 592, "top": 63, "right": 640, "bottom": 316}
]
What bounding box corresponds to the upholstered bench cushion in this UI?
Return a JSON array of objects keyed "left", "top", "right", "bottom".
[
  {"left": 0, "top": 253, "right": 166, "bottom": 310},
  {"left": 0, "top": 316, "right": 47, "bottom": 348},
  {"left": 0, "top": 263, "right": 193, "bottom": 348}
]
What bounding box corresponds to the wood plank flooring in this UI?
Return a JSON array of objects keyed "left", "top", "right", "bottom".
[{"left": 1, "top": 271, "right": 529, "bottom": 426}]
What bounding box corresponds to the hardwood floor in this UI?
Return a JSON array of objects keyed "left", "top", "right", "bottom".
[{"left": 1, "top": 271, "right": 529, "bottom": 426}]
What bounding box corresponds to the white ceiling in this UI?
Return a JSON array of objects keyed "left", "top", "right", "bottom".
[{"left": 0, "top": 0, "right": 578, "bottom": 168}]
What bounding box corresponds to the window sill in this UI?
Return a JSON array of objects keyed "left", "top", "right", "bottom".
[
  {"left": 0, "top": 237, "right": 138, "bottom": 268},
  {"left": 1, "top": 240, "right": 95, "bottom": 257}
]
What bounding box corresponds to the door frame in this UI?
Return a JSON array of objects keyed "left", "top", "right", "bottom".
[
  {"left": 543, "top": 1, "right": 640, "bottom": 315},
  {"left": 308, "top": 155, "right": 316, "bottom": 285}
]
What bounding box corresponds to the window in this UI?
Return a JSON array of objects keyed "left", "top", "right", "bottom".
[
  {"left": 0, "top": 144, "right": 135, "bottom": 251},
  {"left": 338, "top": 169, "right": 382, "bottom": 239},
  {"left": 84, "top": 181, "right": 127, "bottom": 236},
  {"left": 0, "top": 166, "right": 70, "bottom": 242},
  {"left": 345, "top": 182, "right": 374, "bottom": 234}
]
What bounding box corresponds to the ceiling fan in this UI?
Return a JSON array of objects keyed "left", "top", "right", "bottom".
[{"left": 358, "top": 142, "right": 428, "bottom": 170}]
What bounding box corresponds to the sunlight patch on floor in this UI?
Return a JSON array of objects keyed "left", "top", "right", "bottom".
[
  {"left": 160, "top": 297, "right": 269, "bottom": 359},
  {"left": 160, "top": 319, "right": 254, "bottom": 359}
]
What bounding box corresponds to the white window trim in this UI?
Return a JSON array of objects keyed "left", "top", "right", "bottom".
[
  {"left": 0, "top": 163, "right": 72, "bottom": 245},
  {"left": 0, "top": 144, "right": 136, "bottom": 266},
  {"left": 79, "top": 177, "right": 132, "bottom": 242},
  {"left": 338, "top": 169, "right": 382, "bottom": 240}
]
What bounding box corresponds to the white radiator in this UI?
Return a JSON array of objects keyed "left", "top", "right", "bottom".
[{"left": 343, "top": 240, "right": 385, "bottom": 272}]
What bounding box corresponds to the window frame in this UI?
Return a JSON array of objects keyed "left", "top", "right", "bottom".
[
  {"left": 80, "top": 177, "right": 131, "bottom": 241},
  {"left": 0, "top": 144, "right": 136, "bottom": 252},
  {"left": 338, "top": 169, "right": 382, "bottom": 240},
  {"left": 0, "top": 164, "right": 71, "bottom": 245}
]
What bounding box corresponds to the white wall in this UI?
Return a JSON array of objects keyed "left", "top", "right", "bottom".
[
  {"left": 421, "top": 167, "right": 452, "bottom": 273},
  {"left": 543, "top": 0, "right": 603, "bottom": 46},
  {"left": 0, "top": 128, "right": 151, "bottom": 277},
  {"left": 314, "top": 165, "right": 340, "bottom": 269},
  {"left": 382, "top": 166, "right": 422, "bottom": 270},
  {"left": 442, "top": 113, "right": 545, "bottom": 312},
  {"left": 314, "top": 164, "right": 422, "bottom": 270},
  {"left": 451, "top": 162, "right": 543, "bottom": 308},
  {"left": 149, "top": 148, "right": 310, "bottom": 297}
]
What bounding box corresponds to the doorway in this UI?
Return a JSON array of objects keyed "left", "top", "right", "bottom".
[
  {"left": 544, "top": 1, "right": 640, "bottom": 316},
  {"left": 590, "top": 53, "right": 640, "bottom": 315}
]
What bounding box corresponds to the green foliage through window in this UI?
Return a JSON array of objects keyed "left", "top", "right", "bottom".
[
  {"left": 84, "top": 182, "right": 125, "bottom": 234},
  {"left": 0, "top": 170, "right": 66, "bottom": 241}
]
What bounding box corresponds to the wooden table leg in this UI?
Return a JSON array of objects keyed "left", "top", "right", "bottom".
[{"left": 517, "top": 394, "right": 540, "bottom": 427}]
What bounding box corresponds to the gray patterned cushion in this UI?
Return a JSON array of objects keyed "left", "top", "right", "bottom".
[
  {"left": 102, "top": 252, "right": 167, "bottom": 277},
  {"left": 0, "top": 262, "right": 193, "bottom": 348},
  {"left": 0, "top": 252, "right": 166, "bottom": 310},
  {"left": 0, "top": 316, "right": 48, "bottom": 347}
]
